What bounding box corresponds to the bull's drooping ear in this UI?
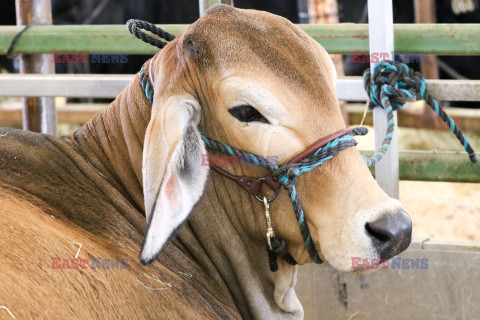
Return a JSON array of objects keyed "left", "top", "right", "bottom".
[{"left": 140, "top": 96, "right": 208, "bottom": 265}]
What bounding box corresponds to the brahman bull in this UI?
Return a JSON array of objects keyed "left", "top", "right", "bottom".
[{"left": 0, "top": 5, "right": 411, "bottom": 319}]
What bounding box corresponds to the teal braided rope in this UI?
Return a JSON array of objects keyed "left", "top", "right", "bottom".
[
  {"left": 138, "top": 63, "right": 368, "bottom": 264},
  {"left": 271, "top": 129, "right": 366, "bottom": 263},
  {"left": 363, "top": 61, "right": 478, "bottom": 165}
]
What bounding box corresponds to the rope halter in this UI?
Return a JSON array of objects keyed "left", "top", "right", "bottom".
[
  {"left": 128, "top": 19, "right": 478, "bottom": 272},
  {"left": 138, "top": 59, "right": 368, "bottom": 270}
]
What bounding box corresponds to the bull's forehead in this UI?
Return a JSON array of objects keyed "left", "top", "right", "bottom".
[{"left": 180, "top": 5, "right": 337, "bottom": 104}]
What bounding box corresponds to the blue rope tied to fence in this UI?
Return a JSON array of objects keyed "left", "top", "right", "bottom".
[{"left": 363, "top": 61, "right": 478, "bottom": 165}]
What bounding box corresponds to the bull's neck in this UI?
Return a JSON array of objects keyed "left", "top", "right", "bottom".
[
  {"left": 70, "top": 76, "right": 150, "bottom": 213},
  {"left": 70, "top": 75, "right": 303, "bottom": 320},
  {"left": 176, "top": 157, "right": 304, "bottom": 320}
]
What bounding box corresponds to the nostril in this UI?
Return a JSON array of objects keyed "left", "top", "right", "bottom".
[
  {"left": 365, "top": 222, "right": 391, "bottom": 244},
  {"left": 364, "top": 211, "right": 413, "bottom": 260}
]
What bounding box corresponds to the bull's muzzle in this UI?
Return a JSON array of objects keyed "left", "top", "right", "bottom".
[{"left": 365, "top": 210, "right": 412, "bottom": 260}]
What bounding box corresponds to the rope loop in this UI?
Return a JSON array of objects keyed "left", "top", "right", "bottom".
[
  {"left": 363, "top": 60, "right": 478, "bottom": 165},
  {"left": 126, "top": 19, "right": 175, "bottom": 49}
]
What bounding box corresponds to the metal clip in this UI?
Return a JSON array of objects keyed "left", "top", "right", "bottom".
[{"left": 263, "top": 197, "right": 275, "bottom": 250}]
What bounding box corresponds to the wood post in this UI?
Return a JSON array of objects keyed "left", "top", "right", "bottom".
[
  {"left": 414, "top": 0, "right": 439, "bottom": 79},
  {"left": 414, "top": 0, "right": 443, "bottom": 130},
  {"left": 15, "top": 0, "right": 56, "bottom": 135}
]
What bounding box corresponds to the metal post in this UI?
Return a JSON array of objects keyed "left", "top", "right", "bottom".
[
  {"left": 297, "top": 0, "right": 310, "bottom": 23},
  {"left": 199, "top": 0, "right": 234, "bottom": 16},
  {"left": 367, "top": 0, "right": 399, "bottom": 198},
  {"left": 15, "top": 0, "right": 56, "bottom": 135}
]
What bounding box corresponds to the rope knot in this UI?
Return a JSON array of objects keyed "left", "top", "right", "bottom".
[
  {"left": 269, "top": 237, "right": 288, "bottom": 255},
  {"left": 364, "top": 61, "right": 420, "bottom": 111},
  {"left": 267, "top": 237, "right": 297, "bottom": 272},
  {"left": 362, "top": 60, "right": 478, "bottom": 165}
]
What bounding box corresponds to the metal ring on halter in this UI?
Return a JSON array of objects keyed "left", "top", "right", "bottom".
[{"left": 254, "top": 178, "right": 281, "bottom": 203}]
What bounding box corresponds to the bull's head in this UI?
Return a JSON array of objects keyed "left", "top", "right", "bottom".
[{"left": 140, "top": 5, "right": 412, "bottom": 273}]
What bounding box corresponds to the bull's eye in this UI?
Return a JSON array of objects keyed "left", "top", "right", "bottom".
[{"left": 228, "top": 105, "right": 270, "bottom": 124}]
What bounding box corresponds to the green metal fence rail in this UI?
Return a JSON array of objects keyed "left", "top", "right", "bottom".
[
  {"left": 361, "top": 151, "right": 480, "bottom": 183},
  {"left": 1, "top": 24, "right": 480, "bottom": 55},
  {"left": 0, "top": 21, "right": 479, "bottom": 183},
  {"left": 0, "top": 102, "right": 477, "bottom": 182}
]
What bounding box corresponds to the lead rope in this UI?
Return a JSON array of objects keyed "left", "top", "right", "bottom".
[{"left": 363, "top": 61, "right": 478, "bottom": 165}]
